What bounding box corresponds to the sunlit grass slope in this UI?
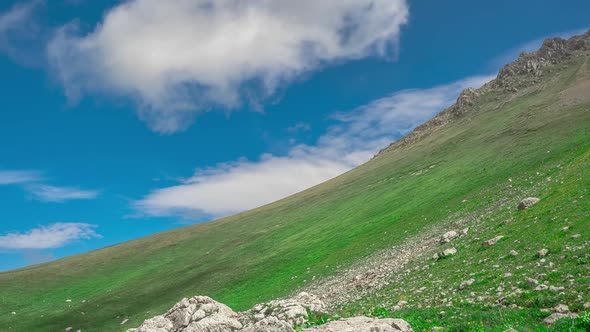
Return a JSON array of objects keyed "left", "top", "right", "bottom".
[{"left": 0, "top": 52, "right": 589, "bottom": 331}]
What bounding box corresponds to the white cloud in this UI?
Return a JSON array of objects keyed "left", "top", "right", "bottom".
[
  {"left": 25, "top": 184, "right": 99, "bottom": 202},
  {"left": 135, "top": 74, "right": 493, "bottom": 218},
  {"left": 48, "top": 0, "right": 409, "bottom": 133},
  {"left": 0, "top": 170, "right": 42, "bottom": 185},
  {"left": 0, "top": 0, "right": 45, "bottom": 66},
  {"left": 0, "top": 222, "right": 101, "bottom": 249}
]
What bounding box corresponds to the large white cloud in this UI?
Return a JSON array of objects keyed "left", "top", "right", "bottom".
[
  {"left": 0, "top": 222, "right": 101, "bottom": 249},
  {"left": 48, "top": 0, "right": 409, "bottom": 133},
  {"left": 135, "top": 75, "right": 493, "bottom": 218}
]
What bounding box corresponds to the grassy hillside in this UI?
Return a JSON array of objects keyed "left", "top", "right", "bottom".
[{"left": 1, "top": 43, "right": 589, "bottom": 331}]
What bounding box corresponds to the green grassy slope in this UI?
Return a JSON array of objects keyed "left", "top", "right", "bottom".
[{"left": 1, "top": 50, "right": 589, "bottom": 331}]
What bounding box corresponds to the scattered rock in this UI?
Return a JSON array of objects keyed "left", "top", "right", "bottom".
[
  {"left": 535, "top": 284, "right": 549, "bottom": 291},
  {"left": 536, "top": 249, "right": 549, "bottom": 258},
  {"left": 571, "top": 234, "right": 581, "bottom": 239},
  {"left": 301, "top": 316, "right": 413, "bottom": 332},
  {"left": 459, "top": 279, "right": 475, "bottom": 290},
  {"left": 482, "top": 236, "right": 504, "bottom": 247},
  {"left": 241, "top": 316, "right": 294, "bottom": 332},
  {"left": 552, "top": 304, "right": 569, "bottom": 313},
  {"left": 439, "top": 231, "right": 459, "bottom": 244},
  {"left": 509, "top": 250, "right": 518, "bottom": 256},
  {"left": 518, "top": 197, "right": 540, "bottom": 210},
  {"left": 503, "top": 273, "right": 513, "bottom": 278},
  {"left": 440, "top": 248, "right": 457, "bottom": 258},
  {"left": 526, "top": 278, "right": 539, "bottom": 287},
  {"left": 65, "top": 328, "right": 73, "bottom": 332},
  {"left": 549, "top": 286, "right": 565, "bottom": 292},
  {"left": 543, "top": 313, "right": 577, "bottom": 324}
]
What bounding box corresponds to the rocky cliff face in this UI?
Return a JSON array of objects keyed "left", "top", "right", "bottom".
[{"left": 375, "top": 29, "right": 590, "bottom": 158}]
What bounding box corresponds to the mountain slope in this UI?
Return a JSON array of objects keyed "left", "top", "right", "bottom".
[{"left": 1, "top": 31, "right": 590, "bottom": 332}]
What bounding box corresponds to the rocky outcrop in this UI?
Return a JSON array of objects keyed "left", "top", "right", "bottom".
[
  {"left": 301, "top": 316, "right": 413, "bottom": 332},
  {"left": 242, "top": 292, "right": 326, "bottom": 328},
  {"left": 128, "top": 296, "right": 242, "bottom": 332},
  {"left": 493, "top": 30, "right": 590, "bottom": 91},
  {"left": 129, "top": 293, "right": 385, "bottom": 332}
]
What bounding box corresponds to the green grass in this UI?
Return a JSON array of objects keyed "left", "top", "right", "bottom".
[{"left": 1, "top": 54, "right": 589, "bottom": 331}]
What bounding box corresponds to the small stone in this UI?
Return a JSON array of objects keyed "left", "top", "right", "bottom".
[
  {"left": 65, "top": 328, "right": 73, "bottom": 332},
  {"left": 66, "top": 299, "right": 72, "bottom": 303},
  {"left": 584, "top": 302, "right": 590, "bottom": 309},
  {"left": 509, "top": 250, "right": 518, "bottom": 256},
  {"left": 535, "top": 284, "right": 548, "bottom": 291},
  {"left": 441, "top": 248, "right": 457, "bottom": 257},
  {"left": 440, "top": 231, "right": 459, "bottom": 244},
  {"left": 518, "top": 197, "right": 540, "bottom": 210},
  {"left": 504, "top": 273, "right": 513, "bottom": 278},
  {"left": 553, "top": 304, "right": 569, "bottom": 313},
  {"left": 536, "top": 249, "right": 549, "bottom": 258},
  {"left": 482, "top": 236, "right": 504, "bottom": 247},
  {"left": 571, "top": 234, "right": 581, "bottom": 239},
  {"left": 120, "top": 318, "right": 129, "bottom": 325},
  {"left": 459, "top": 278, "right": 475, "bottom": 290},
  {"left": 543, "top": 313, "right": 577, "bottom": 324},
  {"left": 10, "top": 312, "right": 16, "bottom": 315},
  {"left": 526, "top": 278, "right": 539, "bottom": 287}
]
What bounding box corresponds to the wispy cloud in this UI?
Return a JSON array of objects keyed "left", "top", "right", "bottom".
[
  {"left": 135, "top": 74, "right": 493, "bottom": 219},
  {"left": 0, "top": 223, "right": 101, "bottom": 250},
  {"left": 25, "top": 184, "right": 100, "bottom": 202},
  {"left": 48, "top": 0, "right": 410, "bottom": 133},
  {"left": 0, "top": 170, "right": 42, "bottom": 185},
  {"left": 0, "top": 0, "right": 46, "bottom": 66},
  {"left": 287, "top": 122, "right": 311, "bottom": 133}
]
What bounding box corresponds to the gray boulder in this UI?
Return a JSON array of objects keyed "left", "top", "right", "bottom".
[
  {"left": 518, "top": 197, "right": 540, "bottom": 210},
  {"left": 542, "top": 312, "right": 577, "bottom": 324},
  {"left": 241, "top": 317, "right": 294, "bottom": 332},
  {"left": 439, "top": 231, "right": 459, "bottom": 244},
  {"left": 482, "top": 236, "right": 504, "bottom": 247},
  {"left": 128, "top": 296, "right": 242, "bottom": 332},
  {"left": 301, "top": 316, "right": 413, "bottom": 332},
  {"left": 244, "top": 292, "right": 326, "bottom": 328}
]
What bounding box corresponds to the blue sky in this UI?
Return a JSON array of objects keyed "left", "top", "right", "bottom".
[{"left": 0, "top": 0, "right": 588, "bottom": 271}]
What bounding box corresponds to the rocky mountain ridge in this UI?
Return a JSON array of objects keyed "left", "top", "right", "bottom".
[{"left": 375, "top": 29, "right": 590, "bottom": 158}]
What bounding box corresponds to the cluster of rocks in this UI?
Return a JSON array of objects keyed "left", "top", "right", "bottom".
[
  {"left": 128, "top": 293, "right": 413, "bottom": 332},
  {"left": 492, "top": 29, "right": 590, "bottom": 91}
]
